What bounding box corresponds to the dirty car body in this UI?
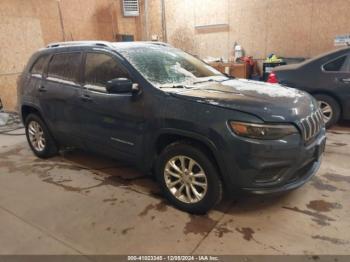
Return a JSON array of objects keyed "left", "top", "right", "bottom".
[{"left": 18, "top": 41, "right": 326, "bottom": 213}]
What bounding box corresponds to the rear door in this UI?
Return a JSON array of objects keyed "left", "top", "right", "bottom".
[
  {"left": 21, "top": 54, "right": 50, "bottom": 106},
  {"left": 40, "top": 52, "right": 83, "bottom": 145},
  {"left": 321, "top": 54, "right": 350, "bottom": 117},
  {"left": 78, "top": 51, "right": 145, "bottom": 160}
]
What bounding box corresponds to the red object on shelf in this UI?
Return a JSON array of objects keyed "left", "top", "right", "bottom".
[
  {"left": 267, "top": 72, "right": 279, "bottom": 83},
  {"left": 240, "top": 56, "right": 254, "bottom": 66}
]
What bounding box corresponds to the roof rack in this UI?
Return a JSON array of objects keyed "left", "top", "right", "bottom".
[{"left": 47, "top": 41, "right": 112, "bottom": 48}]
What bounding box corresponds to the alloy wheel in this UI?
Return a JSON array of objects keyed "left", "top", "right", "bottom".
[
  {"left": 164, "top": 155, "right": 208, "bottom": 204},
  {"left": 28, "top": 120, "right": 46, "bottom": 152},
  {"left": 318, "top": 100, "right": 333, "bottom": 124}
]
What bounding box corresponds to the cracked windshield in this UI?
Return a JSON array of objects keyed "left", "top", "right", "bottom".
[{"left": 119, "top": 45, "right": 227, "bottom": 88}]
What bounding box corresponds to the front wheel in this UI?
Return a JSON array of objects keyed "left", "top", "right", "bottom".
[
  {"left": 314, "top": 94, "right": 340, "bottom": 128},
  {"left": 155, "top": 141, "right": 223, "bottom": 214}
]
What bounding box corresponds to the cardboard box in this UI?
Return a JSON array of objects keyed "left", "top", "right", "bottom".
[{"left": 209, "top": 62, "right": 250, "bottom": 79}]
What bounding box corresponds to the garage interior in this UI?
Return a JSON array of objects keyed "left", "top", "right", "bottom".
[{"left": 0, "top": 0, "right": 350, "bottom": 258}]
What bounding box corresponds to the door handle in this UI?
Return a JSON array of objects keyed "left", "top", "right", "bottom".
[
  {"left": 341, "top": 78, "right": 350, "bottom": 84},
  {"left": 80, "top": 94, "right": 93, "bottom": 102},
  {"left": 38, "top": 86, "right": 47, "bottom": 92}
]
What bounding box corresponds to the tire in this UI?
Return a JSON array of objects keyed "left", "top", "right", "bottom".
[
  {"left": 155, "top": 141, "right": 223, "bottom": 214},
  {"left": 314, "top": 94, "right": 340, "bottom": 128},
  {"left": 25, "top": 113, "right": 58, "bottom": 158}
]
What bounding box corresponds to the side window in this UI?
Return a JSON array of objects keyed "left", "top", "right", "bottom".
[
  {"left": 84, "top": 53, "right": 130, "bottom": 87},
  {"left": 47, "top": 53, "right": 81, "bottom": 83},
  {"left": 344, "top": 55, "right": 350, "bottom": 72},
  {"left": 323, "top": 56, "right": 347, "bottom": 72},
  {"left": 30, "top": 55, "right": 49, "bottom": 76}
]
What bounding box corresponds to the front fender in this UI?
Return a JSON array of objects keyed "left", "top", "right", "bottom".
[{"left": 141, "top": 128, "right": 230, "bottom": 185}]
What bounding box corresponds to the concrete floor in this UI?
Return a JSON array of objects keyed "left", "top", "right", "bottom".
[{"left": 0, "top": 125, "right": 349, "bottom": 255}]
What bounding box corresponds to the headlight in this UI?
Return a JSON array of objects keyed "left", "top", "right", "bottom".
[{"left": 229, "top": 121, "right": 298, "bottom": 140}]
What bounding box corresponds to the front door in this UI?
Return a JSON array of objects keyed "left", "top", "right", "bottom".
[
  {"left": 320, "top": 53, "right": 350, "bottom": 117},
  {"left": 78, "top": 51, "right": 145, "bottom": 161}
]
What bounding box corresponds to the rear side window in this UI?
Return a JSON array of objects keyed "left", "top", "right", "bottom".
[
  {"left": 323, "top": 56, "right": 347, "bottom": 72},
  {"left": 47, "top": 53, "right": 81, "bottom": 83},
  {"left": 30, "top": 55, "right": 49, "bottom": 76},
  {"left": 84, "top": 53, "right": 130, "bottom": 87},
  {"left": 343, "top": 55, "right": 350, "bottom": 72}
]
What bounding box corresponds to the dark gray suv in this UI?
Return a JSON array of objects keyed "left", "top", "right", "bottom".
[{"left": 18, "top": 41, "right": 326, "bottom": 213}]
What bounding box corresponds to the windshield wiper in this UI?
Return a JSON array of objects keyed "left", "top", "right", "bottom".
[
  {"left": 193, "top": 78, "right": 216, "bottom": 84},
  {"left": 193, "top": 76, "right": 232, "bottom": 84},
  {"left": 159, "top": 84, "right": 189, "bottom": 89}
]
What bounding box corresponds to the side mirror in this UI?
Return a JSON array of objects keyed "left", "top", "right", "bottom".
[{"left": 106, "top": 78, "right": 139, "bottom": 94}]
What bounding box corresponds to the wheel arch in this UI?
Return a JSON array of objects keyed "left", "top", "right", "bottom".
[
  {"left": 153, "top": 129, "right": 228, "bottom": 183},
  {"left": 21, "top": 104, "right": 43, "bottom": 123},
  {"left": 309, "top": 90, "right": 343, "bottom": 115},
  {"left": 21, "top": 104, "right": 56, "bottom": 140}
]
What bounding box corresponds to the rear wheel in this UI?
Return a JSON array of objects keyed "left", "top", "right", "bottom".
[
  {"left": 156, "top": 141, "right": 222, "bottom": 214},
  {"left": 314, "top": 94, "right": 340, "bottom": 128},
  {"left": 25, "top": 114, "right": 58, "bottom": 158}
]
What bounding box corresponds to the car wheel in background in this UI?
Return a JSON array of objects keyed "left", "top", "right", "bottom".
[
  {"left": 25, "top": 113, "right": 58, "bottom": 158},
  {"left": 314, "top": 94, "right": 340, "bottom": 128},
  {"left": 156, "top": 141, "right": 223, "bottom": 214}
]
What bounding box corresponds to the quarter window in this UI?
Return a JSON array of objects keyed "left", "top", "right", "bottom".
[
  {"left": 31, "top": 55, "right": 49, "bottom": 75},
  {"left": 47, "top": 53, "right": 81, "bottom": 82},
  {"left": 343, "top": 55, "right": 350, "bottom": 72},
  {"left": 323, "top": 56, "right": 347, "bottom": 72},
  {"left": 84, "top": 53, "right": 130, "bottom": 87}
]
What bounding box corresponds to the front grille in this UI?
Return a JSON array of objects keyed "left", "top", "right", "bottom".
[{"left": 300, "top": 110, "right": 324, "bottom": 142}]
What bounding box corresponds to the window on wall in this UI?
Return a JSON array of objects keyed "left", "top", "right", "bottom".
[
  {"left": 323, "top": 56, "right": 347, "bottom": 72},
  {"left": 122, "top": 0, "right": 139, "bottom": 16},
  {"left": 47, "top": 53, "right": 81, "bottom": 83},
  {"left": 30, "top": 55, "right": 49, "bottom": 76},
  {"left": 84, "top": 53, "right": 130, "bottom": 88}
]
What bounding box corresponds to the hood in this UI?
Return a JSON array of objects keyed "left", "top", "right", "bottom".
[{"left": 166, "top": 79, "right": 317, "bottom": 122}]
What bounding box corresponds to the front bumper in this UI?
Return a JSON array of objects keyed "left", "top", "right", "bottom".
[
  {"left": 219, "top": 127, "right": 326, "bottom": 194},
  {"left": 241, "top": 155, "right": 321, "bottom": 194}
]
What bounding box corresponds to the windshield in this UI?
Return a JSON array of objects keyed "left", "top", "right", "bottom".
[{"left": 118, "top": 45, "right": 225, "bottom": 88}]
